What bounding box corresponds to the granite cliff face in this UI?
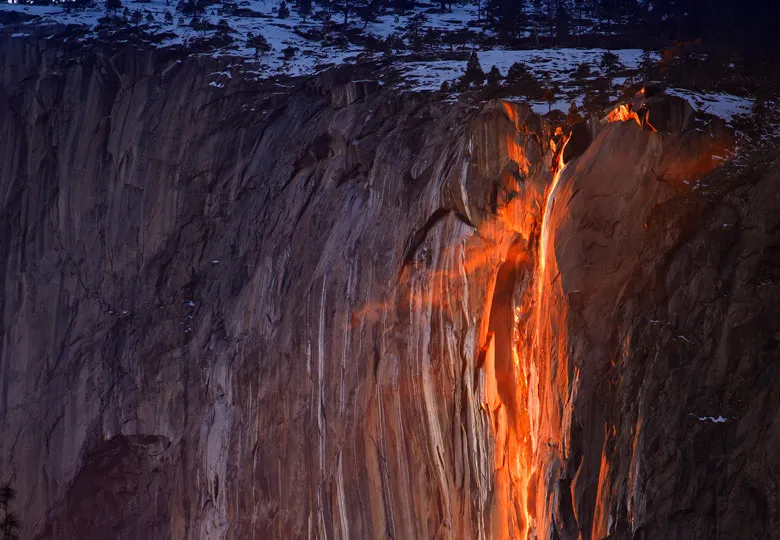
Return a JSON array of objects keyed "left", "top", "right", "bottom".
[{"left": 1, "top": 33, "right": 778, "bottom": 539}]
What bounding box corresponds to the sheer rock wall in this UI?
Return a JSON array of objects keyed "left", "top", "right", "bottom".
[{"left": 1, "top": 33, "right": 778, "bottom": 540}]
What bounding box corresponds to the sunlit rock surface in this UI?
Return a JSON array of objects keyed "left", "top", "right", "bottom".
[{"left": 1, "top": 33, "right": 778, "bottom": 539}]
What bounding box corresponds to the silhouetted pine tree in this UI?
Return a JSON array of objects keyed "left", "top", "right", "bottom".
[
  {"left": 106, "top": 0, "right": 122, "bottom": 17},
  {"left": 277, "top": 0, "right": 290, "bottom": 18},
  {"left": 461, "top": 51, "right": 485, "bottom": 87},
  {"left": 555, "top": 1, "right": 569, "bottom": 42},
  {"left": 0, "top": 483, "right": 20, "bottom": 540},
  {"left": 297, "top": 0, "right": 312, "bottom": 21},
  {"left": 486, "top": 0, "right": 525, "bottom": 40}
]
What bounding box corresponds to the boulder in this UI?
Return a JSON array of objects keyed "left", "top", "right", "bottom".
[
  {"left": 644, "top": 93, "right": 695, "bottom": 133},
  {"left": 563, "top": 121, "right": 592, "bottom": 164}
]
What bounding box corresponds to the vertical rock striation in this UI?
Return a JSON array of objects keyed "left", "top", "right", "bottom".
[
  {"left": 1, "top": 33, "right": 778, "bottom": 540},
  {"left": 0, "top": 35, "right": 554, "bottom": 539},
  {"left": 523, "top": 118, "right": 780, "bottom": 538}
]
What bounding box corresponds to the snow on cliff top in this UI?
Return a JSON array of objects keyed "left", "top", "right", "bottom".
[
  {"left": 0, "top": 1, "right": 644, "bottom": 87},
  {"left": 666, "top": 88, "right": 754, "bottom": 123},
  {"left": 3, "top": 0, "right": 483, "bottom": 78},
  {"left": 0, "top": 0, "right": 755, "bottom": 123}
]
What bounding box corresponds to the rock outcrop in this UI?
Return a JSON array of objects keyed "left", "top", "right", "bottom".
[{"left": 1, "top": 32, "right": 778, "bottom": 540}]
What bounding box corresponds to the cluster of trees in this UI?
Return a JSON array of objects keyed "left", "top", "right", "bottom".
[
  {"left": 456, "top": 53, "right": 555, "bottom": 99},
  {"left": 18, "top": 0, "right": 775, "bottom": 62},
  {"left": 283, "top": 0, "right": 780, "bottom": 60},
  {"left": 11, "top": 0, "right": 779, "bottom": 51},
  {"left": 645, "top": 0, "right": 780, "bottom": 64},
  {"left": 104, "top": 0, "right": 162, "bottom": 25},
  {"left": 486, "top": 0, "right": 779, "bottom": 56},
  {"left": 56, "top": 0, "right": 779, "bottom": 71},
  {"left": 454, "top": 50, "right": 633, "bottom": 115}
]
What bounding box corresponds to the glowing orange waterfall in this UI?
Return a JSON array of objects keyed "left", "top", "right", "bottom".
[
  {"left": 537, "top": 137, "right": 569, "bottom": 300},
  {"left": 432, "top": 103, "right": 585, "bottom": 539},
  {"left": 521, "top": 134, "right": 571, "bottom": 540}
]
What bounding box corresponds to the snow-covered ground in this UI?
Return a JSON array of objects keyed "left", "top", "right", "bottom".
[
  {"left": 0, "top": 0, "right": 761, "bottom": 124},
  {"left": 666, "top": 88, "right": 754, "bottom": 123},
  {"left": 478, "top": 48, "right": 646, "bottom": 77},
  {"left": 364, "top": 2, "right": 481, "bottom": 40},
  {"left": 400, "top": 48, "right": 649, "bottom": 100},
  {"left": 0, "top": 0, "right": 642, "bottom": 85},
  {"left": 1, "top": 0, "right": 488, "bottom": 77}
]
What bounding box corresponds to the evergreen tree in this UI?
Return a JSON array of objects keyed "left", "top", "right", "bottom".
[
  {"left": 486, "top": 0, "right": 525, "bottom": 40},
  {"left": 542, "top": 81, "right": 560, "bottom": 112},
  {"left": 405, "top": 12, "right": 427, "bottom": 51},
  {"left": 544, "top": 0, "right": 556, "bottom": 42},
  {"left": 460, "top": 51, "right": 485, "bottom": 87},
  {"left": 277, "top": 0, "right": 290, "bottom": 18},
  {"left": 573, "top": 61, "right": 591, "bottom": 80},
  {"left": 180, "top": 0, "right": 205, "bottom": 16},
  {"left": 247, "top": 32, "right": 271, "bottom": 56},
  {"left": 555, "top": 1, "right": 569, "bottom": 42},
  {"left": 356, "top": 0, "right": 382, "bottom": 28},
  {"left": 505, "top": 61, "right": 543, "bottom": 98},
  {"left": 297, "top": 0, "right": 312, "bottom": 21},
  {"left": 0, "top": 483, "right": 19, "bottom": 540},
  {"left": 599, "top": 50, "right": 622, "bottom": 75},
  {"left": 566, "top": 102, "right": 583, "bottom": 125},
  {"left": 423, "top": 27, "right": 441, "bottom": 50},
  {"left": 571, "top": 0, "right": 586, "bottom": 41},
  {"left": 106, "top": 0, "right": 122, "bottom": 17},
  {"left": 486, "top": 65, "right": 503, "bottom": 87}
]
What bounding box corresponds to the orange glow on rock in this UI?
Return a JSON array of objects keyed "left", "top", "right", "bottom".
[
  {"left": 333, "top": 98, "right": 742, "bottom": 540},
  {"left": 537, "top": 133, "right": 570, "bottom": 296},
  {"left": 591, "top": 426, "right": 614, "bottom": 539},
  {"left": 503, "top": 101, "right": 520, "bottom": 128},
  {"left": 606, "top": 104, "right": 642, "bottom": 127},
  {"left": 506, "top": 134, "right": 532, "bottom": 177}
]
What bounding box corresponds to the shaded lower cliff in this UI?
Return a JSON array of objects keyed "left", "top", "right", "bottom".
[
  {"left": 523, "top": 121, "right": 780, "bottom": 539},
  {"left": 0, "top": 33, "right": 778, "bottom": 539}
]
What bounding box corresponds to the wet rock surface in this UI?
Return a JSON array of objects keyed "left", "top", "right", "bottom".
[{"left": 1, "top": 34, "right": 779, "bottom": 540}]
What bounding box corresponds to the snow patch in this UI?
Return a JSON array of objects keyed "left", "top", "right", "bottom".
[
  {"left": 402, "top": 48, "right": 649, "bottom": 95},
  {"left": 667, "top": 88, "right": 754, "bottom": 123},
  {"left": 1, "top": 0, "right": 662, "bottom": 95},
  {"left": 691, "top": 414, "right": 727, "bottom": 423}
]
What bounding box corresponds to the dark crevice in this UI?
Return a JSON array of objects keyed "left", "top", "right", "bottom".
[
  {"left": 485, "top": 236, "right": 527, "bottom": 428},
  {"left": 400, "top": 208, "right": 474, "bottom": 269}
]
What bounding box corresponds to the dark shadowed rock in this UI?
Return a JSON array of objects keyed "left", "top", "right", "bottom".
[
  {"left": 642, "top": 83, "right": 663, "bottom": 98},
  {"left": 644, "top": 94, "right": 695, "bottom": 133},
  {"left": 0, "top": 11, "right": 38, "bottom": 25},
  {"left": 563, "top": 121, "right": 592, "bottom": 164},
  {"left": 42, "top": 436, "right": 173, "bottom": 540},
  {"left": 330, "top": 80, "right": 381, "bottom": 108}
]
